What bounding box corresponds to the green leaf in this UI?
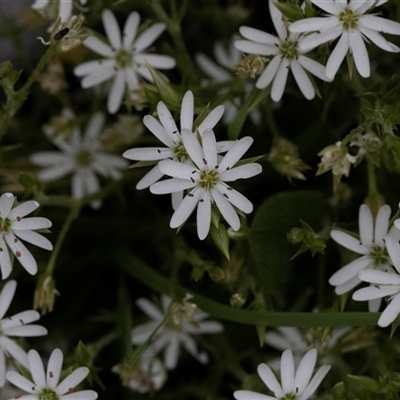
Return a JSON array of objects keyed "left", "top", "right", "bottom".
[
  {"left": 273, "top": 1, "right": 303, "bottom": 21},
  {"left": 210, "top": 223, "right": 230, "bottom": 260},
  {"left": 0, "top": 60, "right": 21, "bottom": 96},
  {"left": 348, "top": 375, "right": 382, "bottom": 393},
  {"left": 249, "top": 191, "right": 327, "bottom": 298}
]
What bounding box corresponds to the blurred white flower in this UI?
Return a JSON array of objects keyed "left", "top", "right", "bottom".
[
  {"left": 32, "top": 0, "right": 87, "bottom": 24},
  {"left": 0, "top": 193, "right": 52, "bottom": 279},
  {"left": 235, "top": 0, "right": 331, "bottom": 101},
  {"left": 234, "top": 348, "right": 331, "bottom": 400},
  {"left": 6, "top": 348, "right": 98, "bottom": 399},
  {"left": 123, "top": 90, "right": 232, "bottom": 210},
  {"left": 74, "top": 9, "right": 175, "bottom": 114},
  {"left": 30, "top": 112, "right": 128, "bottom": 209},
  {"left": 0, "top": 280, "right": 47, "bottom": 387},
  {"left": 132, "top": 295, "right": 223, "bottom": 370},
  {"left": 289, "top": 0, "right": 400, "bottom": 79}
]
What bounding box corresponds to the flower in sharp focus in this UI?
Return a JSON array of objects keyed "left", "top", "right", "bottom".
[
  {"left": 353, "top": 235, "right": 400, "bottom": 327},
  {"left": 329, "top": 204, "right": 398, "bottom": 311},
  {"left": 234, "top": 0, "right": 331, "bottom": 102},
  {"left": 74, "top": 9, "right": 176, "bottom": 114},
  {"left": 112, "top": 356, "right": 166, "bottom": 393},
  {"left": 234, "top": 348, "right": 331, "bottom": 400},
  {"left": 150, "top": 129, "right": 262, "bottom": 240},
  {"left": 0, "top": 193, "right": 53, "bottom": 279},
  {"left": 6, "top": 348, "right": 98, "bottom": 400},
  {"left": 132, "top": 295, "right": 224, "bottom": 370},
  {"left": 123, "top": 90, "right": 232, "bottom": 210},
  {"left": 32, "top": 0, "right": 87, "bottom": 24},
  {"left": 30, "top": 112, "right": 128, "bottom": 209},
  {"left": 289, "top": 0, "right": 400, "bottom": 79},
  {"left": 0, "top": 280, "right": 47, "bottom": 387}
]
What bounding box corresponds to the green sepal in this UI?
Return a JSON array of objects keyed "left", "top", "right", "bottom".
[
  {"left": 234, "top": 155, "right": 265, "bottom": 168},
  {"left": 0, "top": 60, "right": 22, "bottom": 97},
  {"left": 331, "top": 382, "right": 346, "bottom": 400},
  {"left": 210, "top": 223, "right": 230, "bottom": 260},
  {"left": 272, "top": 1, "right": 303, "bottom": 21},
  {"left": 348, "top": 374, "right": 382, "bottom": 393},
  {"left": 19, "top": 172, "right": 41, "bottom": 198},
  {"left": 145, "top": 61, "right": 180, "bottom": 110},
  {"left": 128, "top": 160, "right": 159, "bottom": 169}
]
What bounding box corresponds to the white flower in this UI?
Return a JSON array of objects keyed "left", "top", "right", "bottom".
[
  {"left": 30, "top": 112, "right": 128, "bottom": 209},
  {"left": 6, "top": 348, "right": 98, "bottom": 400},
  {"left": 32, "top": 0, "right": 87, "bottom": 24},
  {"left": 112, "top": 356, "right": 166, "bottom": 393},
  {"left": 195, "top": 41, "right": 261, "bottom": 125},
  {"left": 329, "top": 204, "right": 398, "bottom": 311},
  {"left": 234, "top": 0, "right": 331, "bottom": 101},
  {"left": 289, "top": 0, "right": 400, "bottom": 79},
  {"left": 234, "top": 348, "right": 331, "bottom": 400},
  {"left": 132, "top": 295, "right": 224, "bottom": 370},
  {"left": 0, "top": 280, "right": 47, "bottom": 387},
  {"left": 352, "top": 235, "right": 400, "bottom": 327},
  {"left": 0, "top": 193, "right": 53, "bottom": 279},
  {"left": 123, "top": 90, "right": 232, "bottom": 210},
  {"left": 150, "top": 129, "right": 262, "bottom": 240},
  {"left": 74, "top": 9, "right": 176, "bottom": 114}
]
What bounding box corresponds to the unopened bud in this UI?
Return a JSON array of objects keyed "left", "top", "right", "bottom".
[{"left": 230, "top": 293, "right": 247, "bottom": 308}]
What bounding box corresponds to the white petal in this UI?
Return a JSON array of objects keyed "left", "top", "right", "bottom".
[
  {"left": 202, "top": 129, "right": 218, "bottom": 168},
  {"left": 358, "top": 26, "right": 400, "bottom": 52},
  {"left": 329, "top": 256, "right": 371, "bottom": 286},
  {"left": 2, "top": 310, "right": 40, "bottom": 330},
  {"left": 0, "top": 236, "right": 12, "bottom": 280},
  {"left": 123, "top": 147, "right": 173, "bottom": 161},
  {"left": 298, "top": 24, "right": 342, "bottom": 52},
  {"left": 136, "top": 298, "right": 164, "bottom": 320},
  {"left": 172, "top": 190, "right": 183, "bottom": 210},
  {"left": 8, "top": 200, "right": 39, "bottom": 220},
  {"left": 59, "top": 1, "right": 72, "bottom": 23},
  {"left": 280, "top": 349, "right": 295, "bottom": 393},
  {"left": 102, "top": 9, "right": 121, "bottom": 50},
  {"left": 0, "top": 349, "right": 4, "bottom": 387},
  {"left": 0, "top": 336, "right": 28, "bottom": 368},
  {"left": 350, "top": 30, "right": 370, "bottom": 78},
  {"left": 290, "top": 59, "right": 315, "bottom": 100},
  {"left": 157, "top": 101, "right": 179, "bottom": 137},
  {"left": 131, "top": 321, "right": 158, "bottom": 344},
  {"left": 164, "top": 335, "right": 179, "bottom": 369},
  {"left": 234, "top": 390, "right": 275, "bottom": 400},
  {"left": 72, "top": 171, "right": 85, "bottom": 200},
  {"left": 0, "top": 280, "right": 16, "bottom": 319},
  {"left": 368, "top": 297, "right": 382, "bottom": 312},
  {"left": 310, "top": 0, "right": 342, "bottom": 14},
  {"left": 220, "top": 164, "right": 262, "bottom": 181},
  {"left": 290, "top": 17, "right": 339, "bottom": 33},
  {"left": 330, "top": 229, "right": 369, "bottom": 254},
  {"left": 256, "top": 54, "right": 281, "bottom": 89},
  {"left": 80, "top": 65, "right": 116, "bottom": 88},
  {"left": 181, "top": 129, "right": 205, "bottom": 169},
  {"left": 5, "top": 233, "right": 37, "bottom": 275},
  {"left": 234, "top": 40, "right": 278, "bottom": 56},
  {"left": 271, "top": 57, "right": 289, "bottom": 102},
  {"left": 84, "top": 112, "right": 104, "bottom": 142},
  {"left": 56, "top": 367, "right": 89, "bottom": 395},
  {"left": 107, "top": 70, "right": 126, "bottom": 114},
  {"left": 358, "top": 269, "right": 400, "bottom": 285},
  {"left": 11, "top": 217, "right": 51, "bottom": 231},
  {"left": 124, "top": 67, "right": 140, "bottom": 91},
  {"left": 134, "top": 23, "right": 166, "bottom": 52},
  {"left": 239, "top": 26, "right": 279, "bottom": 44},
  {"left": 197, "top": 105, "right": 225, "bottom": 135},
  {"left": 170, "top": 187, "right": 203, "bottom": 228},
  {"left": 123, "top": 12, "right": 140, "bottom": 49},
  {"left": 181, "top": 333, "right": 208, "bottom": 364},
  {"left": 143, "top": 115, "right": 176, "bottom": 148},
  {"left": 257, "top": 363, "right": 284, "bottom": 397},
  {"left": 298, "top": 55, "right": 332, "bottom": 82},
  {"left": 6, "top": 371, "right": 36, "bottom": 393},
  {"left": 0, "top": 193, "right": 14, "bottom": 218},
  {"left": 385, "top": 235, "right": 400, "bottom": 274},
  {"left": 218, "top": 137, "right": 253, "bottom": 172},
  {"left": 46, "top": 349, "right": 63, "bottom": 389},
  {"left": 61, "top": 391, "right": 98, "bottom": 400},
  {"left": 196, "top": 52, "right": 228, "bottom": 81},
  {"left": 353, "top": 285, "right": 400, "bottom": 301},
  {"left": 211, "top": 189, "right": 240, "bottom": 231},
  {"left": 269, "top": 0, "right": 288, "bottom": 40},
  {"left": 299, "top": 365, "right": 331, "bottom": 400},
  {"left": 294, "top": 349, "right": 318, "bottom": 394},
  {"left": 197, "top": 192, "right": 211, "bottom": 240},
  {"left": 28, "top": 349, "right": 46, "bottom": 387},
  {"left": 37, "top": 163, "right": 75, "bottom": 182},
  {"left": 359, "top": 15, "right": 400, "bottom": 36},
  {"left": 326, "top": 31, "right": 349, "bottom": 79},
  {"left": 82, "top": 36, "right": 114, "bottom": 57},
  {"left": 216, "top": 183, "right": 253, "bottom": 214},
  {"left": 158, "top": 160, "right": 197, "bottom": 180},
  {"left": 151, "top": 178, "right": 195, "bottom": 194},
  {"left": 136, "top": 165, "right": 164, "bottom": 190},
  {"left": 374, "top": 205, "right": 391, "bottom": 246},
  {"left": 335, "top": 275, "right": 361, "bottom": 295},
  {"left": 180, "top": 91, "right": 194, "bottom": 131},
  {"left": 136, "top": 53, "right": 176, "bottom": 69},
  {"left": 378, "top": 294, "right": 400, "bottom": 327}
]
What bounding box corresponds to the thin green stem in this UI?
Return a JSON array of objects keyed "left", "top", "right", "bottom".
[
  {"left": 45, "top": 201, "right": 81, "bottom": 276},
  {"left": 0, "top": 45, "right": 57, "bottom": 139},
  {"left": 367, "top": 158, "right": 378, "bottom": 198},
  {"left": 265, "top": 102, "right": 280, "bottom": 138}
]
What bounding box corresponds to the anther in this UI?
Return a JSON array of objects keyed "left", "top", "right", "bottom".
[
  {"left": 188, "top": 193, "right": 194, "bottom": 197},
  {"left": 16, "top": 251, "right": 21, "bottom": 258},
  {"left": 203, "top": 158, "right": 207, "bottom": 164},
  {"left": 223, "top": 194, "right": 229, "bottom": 199},
  {"left": 16, "top": 216, "right": 21, "bottom": 221},
  {"left": 14, "top": 238, "right": 18, "bottom": 243},
  {"left": 190, "top": 177, "right": 195, "bottom": 183},
  {"left": 157, "top": 149, "right": 161, "bottom": 153}
]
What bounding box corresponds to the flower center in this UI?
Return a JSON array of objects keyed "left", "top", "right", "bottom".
[
  {"left": 280, "top": 394, "right": 298, "bottom": 400},
  {"left": 76, "top": 149, "right": 93, "bottom": 166},
  {"left": 370, "top": 246, "right": 390, "bottom": 266},
  {"left": 339, "top": 7, "right": 359, "bottom": 30},
  {"left": 39, "top": 388, "right": 60, "bottom": 400},
  {"left": 199, "top": 170, "right": 219, "bottom": 190},
  {"left": 0, "top": 217, "right": 11, "bottom": 234},
  {"left": 173, "top": 141, "right": 188, "bottom": 162},
  {"left": 280, "top": 40, "right": 298, "bottom": 60},
  {"left": 116, "top": 49, "right": 133, "bottom": 69}
]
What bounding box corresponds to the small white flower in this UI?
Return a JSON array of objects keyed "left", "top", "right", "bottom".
[
  {"left": 123, "top": 90, "right": 232, "bottom": 210},
  {"left": 289, "top": 0, "right": 400, "bottom": 79},
  {"left": 32, "top": 0, "right": 87, "bottom": 24},
  {"left": 0, "top": 193, "right": 53, "bottom": 279},
  {"left": 196, "top": 41, "right": 261, "bottom": 125},
  {"left": 30, "top": 112, "right": 128, "bottom": 209},
  {"left": 132, "top": 295, "right": 224, "bottom": 370},
  {"left": 353, "top": 235, "right": 400, "bottom": 327},
  {"left": 74, "top": 9, "right": 176, "bottom": 114},
  {"left": 234, "top": 348, "right": 331, "bottom": 400},
  {"left": 112, "top": 356, "right": 166, "bottom": 393},
  {"left": 329, "top": 204, "right": 397, "bottom": 311},
  {"left": 6, "top": 348, "right": 98, "bottom": 400},
  {"left": 0, "top": 280, "right": 47, "bottom": 387},
  {"left": 234, "top": 0, "right": 331, "bottom": 101},
  {"left": 150, "top": 129, "right": 262, "bottom": 240}
]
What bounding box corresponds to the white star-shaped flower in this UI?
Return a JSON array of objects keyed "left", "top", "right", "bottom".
[
  {"left": 289, "top": 0, "right": 400, "bottom": 79},
  {"left": 0, "top": 280, "right": 47, "bottom": 387},
  {"left": 6, "top": 348, "right": 98, "bottom": 400},
  {"left": 234, "top": 348, "right": 331, "bottom": 400},
  {"left": 123, "top": 90, "right": 232, "bottom": 210},
  {"left": 0, "top": 193, "right": 53, "bottom": 279},
  {"left": 150, "top": 129, "right": 262, "bottom": 240},
  {"left": 30, "top": 112, "right": 128, "bottom": 209},
  {"left": 74, "top": 9, "right": 176, "bottom": 114},
  {"left": 234, "top": 0, "right": 331, "bottom": 102},
  {"left": 132, "top": 295, "right": 224, "bottom": 370},
  {"left": 328, "top": 204, "right": 400, "bottom": 312},
  {"left": 353, "top": 235, "right": 400, "bottom": 328}
]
